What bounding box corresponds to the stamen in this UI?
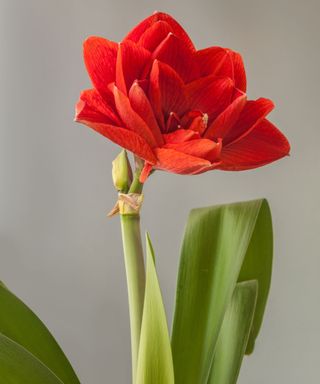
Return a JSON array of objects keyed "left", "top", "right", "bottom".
[{"left": 202, "top": 113, "right": 209, "bottom": 128}]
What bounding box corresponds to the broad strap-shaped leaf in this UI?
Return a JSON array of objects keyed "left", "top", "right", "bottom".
[
  {"left": 0, "top": 333, "right": 64, "bottom": 384},
  {"left": 238, "top": 201, "right": 273, "bottom": 353},
  {"left": 171, "top": 199, "right": 272, "bottom": 384},
  {"left": 208, "top": 280, "right": 258, "bottom": 384},
  {"left": 0, "top": 283, "right": 80, "bottom": 384},
  {"left": 136, "top": 234, "right": 174, "bottom": 384}
]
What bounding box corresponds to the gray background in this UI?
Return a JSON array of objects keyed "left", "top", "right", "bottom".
[{"left": 0, "top": 0, "right": 319, "bottom": 383}]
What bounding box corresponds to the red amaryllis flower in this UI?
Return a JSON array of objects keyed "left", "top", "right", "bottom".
[{"left": 75, "top": 12, "right": 290, "bottom": 182}]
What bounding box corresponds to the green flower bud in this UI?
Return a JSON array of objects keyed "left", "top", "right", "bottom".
[{"left": 112, "top": 150, "right": 133, "bottom": 193}]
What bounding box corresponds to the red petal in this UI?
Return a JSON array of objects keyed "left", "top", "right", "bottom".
[
  {"left": 140, "top": 162, "right": 153, "bottom": 183},
  {"left": 166, "top": 112, "right": 180, "bottom": 132},
  {"left": 113, "top": 86, "right": 158, "bottom": 147},
  {"left": 154, "top": 147, "right": 212, "bottom": 174},
  {"left": 129, "top": 82, "right": 164, "bottom": 145},
  {"left": 180, "top": 110, "right": 202, "bottom": 127},
  {"left": 137, "top": 21, "right": 172, "bottom": 52},
  {"left": 230, "top": 51, "right": 247, "bottom": 92},
  {"left": 205, "top": 90, "right": 247, "bottom": 140},
  {"left": 149, "top": 60, "right": 188, "bottom": 130},
  {"left": 186, "top": 76, "right": 235, "bottom": 122},
  {"left": 152, "top": 33, "right": 197, "bottom": 82},
  {"left": 116, "top": 40, "right": 151, "bottom": 94},
  {"left": 75, "top": 89, "right": 121, "bottom": 125},
  {"left": 219, "top": 119, "right": 290, "bottom": 170},
  {"left": 189, "top": 114, "right": 208, "bottom": 135},
  {"left": 190, "top": 161, "right": 221, "bottom": 174},
  {"left": 163, "top": 129, "right": 200, "bottom": 143},
  {"left": 148, "top": 61, "right": 164, "bottom": 130},
  {"left": 196, "top": 47, "right": 247, "bottom": 92},
  {"left": 224, "top": 98, "right": 274, "bottom": 145},
  {"left": 83, "top": 37, "right": 117, "bottom": 98},
  {"left": 164, "top": 138, "right": 222, "bottom": 162},
  {"left": 125, "top": 12, "right": 195, "bottom": 52},
  {"left": 196, "top": 47, "right": 230, "bottom": 77},
  {"left": 76, "top": 119, "right": 156, "bottom": 164}
]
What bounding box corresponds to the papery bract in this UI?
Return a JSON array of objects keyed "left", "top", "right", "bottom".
[{"left": 75, "top": 12, "right": 290, "bottom": 182}]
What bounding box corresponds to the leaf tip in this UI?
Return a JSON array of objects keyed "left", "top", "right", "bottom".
[{"left": 145, "top": 232, "right": 156, "bottom": 264}]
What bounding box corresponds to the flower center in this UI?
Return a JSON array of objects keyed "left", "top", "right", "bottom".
[{"left": 165, "top": 110, "right": 209, "bottom": 135}]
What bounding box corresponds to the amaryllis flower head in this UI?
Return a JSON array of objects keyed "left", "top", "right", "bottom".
[{"left": 75, "top": 12, "right": 290, "bottom": 182}]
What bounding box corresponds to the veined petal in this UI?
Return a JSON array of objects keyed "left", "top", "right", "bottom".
[
  {"left": 219, "top": 119, "right": 290, "bottom": 170},
  {"left": 154, "top": 147, "right": 212, "bottom": 174},
  {"left": 125, "top": 12, "right": 195, "bottom": 52},
  {"left": 205, "top": 89, "right": 247, "bottom": 140},
  {"left": 196, "top": 47, "right": 247, "bottom": 92},
  {"left": 164, "top": 138, "right": 221, "bottom": 162},
  {"left": 224, "top": 98, "right": 274, "bottom": 145},
  {"left": 188, "top": 114, "right": 208, "bottom": 135},
  {"left": 163, "top": 129, "right": 200, "bottom": 143},
  {"left": 129, "top": 82, "right": 164, "bottom": 145},
  {"left": 116, "top": 40, "right": 151, "bottom": 94},
  {"left": 75, "top": 89, "right": 121, "bottom": 125},
  {"left": 149, "top": 60, "right": 188, "bottom": 130},
  {"left": 152, "top": 33, "right": 197, "bottom": 82},
  {"left": 83, "top": 37, "right": 117, "bottom": 97},
  {"left": 137, "top": 20, "right": 172, "bottom": 52},
  {"left": 76, "top": 119, "right": 156, "bottom": 164},
  {"left": 140, "top": 162, "right": 154, "bottom": 183},
  {"left": 148, "top": 61, "right": 164, "bottom": 130},
  {"left": 230, "top": 50, "right": 247, "bottom": 92},
  {"left": 180, "top": 110, "right": 202, "bottom": 128},
  {"left": 190, "top": 161, "right": 221, "bottom": 174},
  {"left": 196, "top": 47, "right": 230, "bottom": 77},
  {"left": 113, "top": 85, "right": 158, "bottom": 147},
  {"left": 186, "top": 76, "right": 235, "bottom": 122},
  {"left": 166, "top": 112, "right": 181, "bottom": 132}
]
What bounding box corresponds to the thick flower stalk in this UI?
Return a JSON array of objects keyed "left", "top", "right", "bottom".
[
  {"left": 110, "top": 153, "right": 145, "bottom": 383},
  {"left": 75, "top": 12, "right": 290, "bottom": 183},
  {"left": 120, "top": 210, "right": 144, "bottom": 383}
]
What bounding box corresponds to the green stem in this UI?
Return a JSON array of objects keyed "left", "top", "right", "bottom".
[
  {"left": 120, "top": 171, "right": 144, "bottom": 383},
  {"left": 128, "top": 171, "right": 144, "bottom": 194}
]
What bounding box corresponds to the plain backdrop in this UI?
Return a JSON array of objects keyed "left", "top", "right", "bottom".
[{"left": 1, "top": 0, "right": 319, "bottom": 383}]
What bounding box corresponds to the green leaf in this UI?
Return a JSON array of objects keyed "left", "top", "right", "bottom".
[
  {"left": 0, "top": 333, "right": 64, "bottom": 384},
  {"left": 171, "top": 199, "right": 273, "bottom": 384},
  {"left": 136, "top": 234, "right": 174, "bottom": 384},
  {"left": 208, "top": 280, "right": 258, "bottom": 384},
  {"left": 238, "top": 201, "right": 273, "bottom": 354},
  {"left": 0, "top": 284, "right": 80, "bottom": 384}
]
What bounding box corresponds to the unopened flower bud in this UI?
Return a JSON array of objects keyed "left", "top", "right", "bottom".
[{"left": 112, "top": 150, "right": 133, "bottom": 192}]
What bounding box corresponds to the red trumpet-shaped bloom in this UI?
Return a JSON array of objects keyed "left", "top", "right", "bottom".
[{"left": 75, "top": 12, "right": 290, "bottom": 182}]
